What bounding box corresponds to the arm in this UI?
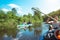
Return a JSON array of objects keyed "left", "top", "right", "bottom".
[
  {"left": 42, "top": 13, "right": 57, "bottom": 22},
  {"left": 46, "top": 18, "right": 50, "bottom": 23}
]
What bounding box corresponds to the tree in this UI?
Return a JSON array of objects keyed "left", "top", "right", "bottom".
[
  {"left": 31, "top": 7, "right": 43, "bottom": 23},
  {"left": 27, "top": 13, "right": 32, "bottom": 22},
  {"left": 0, "top": 10, "right": 7, "bottom": 22},
  {"left": 7, "top": 11, "right": 17, "bottom": 19},
  {"left": 12, "top": 8, "right": 17, "bottom": 14},
  {"left": 0, "top": 10, "right": 17, "bottom": 37}
]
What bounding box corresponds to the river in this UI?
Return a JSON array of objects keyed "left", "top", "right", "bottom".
[{"left": 1, "top": 22, "right": 49, "bottom": 40}]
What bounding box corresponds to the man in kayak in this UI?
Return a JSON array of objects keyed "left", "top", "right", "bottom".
[
  {"left": 51, "top": 16, "right": 60, "bottom": 29},
  {"left": 47, "top": 16, "right": 60, "bottom": 29},
  {"left": 44, "top": 16, "right": 60, "bottom": 40},
  {"left": 27, "top": 21, "right": 31, "bottom": 24},
  {"left": 23, "top": 20, "right": 27, "bottom": 25}
]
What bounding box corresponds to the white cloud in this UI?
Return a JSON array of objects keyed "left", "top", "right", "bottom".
[
  {"left": 2, "top": 8, "right": 9, "bottom": 12},
  {"left": 8, "top": 4, "right": 20, "bottom": 8},
  {"left": 8, "top": 4, "right": 23, "bottom": 15}
]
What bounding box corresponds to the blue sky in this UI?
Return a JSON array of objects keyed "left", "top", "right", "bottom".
[{"left": 0, "top": 0, "right": 60, "bottom": 15}]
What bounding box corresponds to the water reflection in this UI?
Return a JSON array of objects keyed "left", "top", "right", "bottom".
[
  {"left": 0, "top": 22, "right": 49, "bottom": 40},
  {"left": 17, "top": 23, "right": 42, "bottom": 40},
  {"left": 28, "top": 26, "right": 33, "bottom": 32},
  {"left": 34, "top": 28, "right": 41, "bottom": 36}
]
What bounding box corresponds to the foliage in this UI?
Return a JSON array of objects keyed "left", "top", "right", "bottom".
[
  {"left": 0, "top": 6, "right": 60, "bottom": 37},
  {"left": 31, "top": 7, "right": 43, "bottom": 23},
  {"left": 0, "top": 10, "right": 17, "bottom": 37},
  {"left": 0, "top": 7, "right": 43, "bottom": 37}
]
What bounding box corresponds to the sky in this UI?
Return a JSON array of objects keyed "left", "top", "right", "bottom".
[{"left": 0, "top": 0, "right": 60, "bottom": 16}]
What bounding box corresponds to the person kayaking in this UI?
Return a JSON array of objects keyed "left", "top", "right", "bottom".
[
  {"left": 46, "top": 17, "right": 54, "bottom": 24},
  {"left": 22, "top": 20, "right": 27, "bottom": 30},
  {"left": 51, "top": 16, "right": 60, "bottom": 29},
  {"left": 47, "top": 15, "right": 60, "bottom": 29},
  {"left": 27, "top": 21, "right": 31, "bottom": 24},
  {"left": 44, "top": 16, "right": 60, "bottom": 40},
  {"left": 42, "top": 13, "right": 60, "bottom": 40},
  {"left": 23, "top": 20, "right": 27, "bottom": 25}
]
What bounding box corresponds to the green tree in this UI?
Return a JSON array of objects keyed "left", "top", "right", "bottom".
[
  {"left": 0, "top": 9, "right": 18, "bottom": 37},
  {"left": 31, "top": 7, "right": 43, "bottom": 23},
  {"left": 12, "top": 8, "right": 17, "bottom": 14}
]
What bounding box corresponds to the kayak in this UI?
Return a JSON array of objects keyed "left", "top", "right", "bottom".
[
  {"left": 43, "top": 28, "right": 60, "bottom": 40},
  {"left": 17, "top": 24, "right": 33, "bottom": 29}
]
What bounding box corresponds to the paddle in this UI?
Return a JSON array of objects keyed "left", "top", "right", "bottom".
[
  {"left": 32, "top": 8, "right": 57, "bottom": 22},
  {"left": 42, "top": 12, "right": 57, "bottom": 22}
]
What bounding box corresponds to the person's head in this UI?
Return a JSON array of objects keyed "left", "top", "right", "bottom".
[
  {"left": 54, "top": 15, "right": 58, "bottom": 20},
  {"left": 24, "top": 20, "right": 26, "bottom": 22},
  {"left": 53, "top": 15, "right": 59, "bottom": 22}
]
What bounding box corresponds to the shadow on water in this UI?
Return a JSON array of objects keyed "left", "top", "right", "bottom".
[{"left": 0, "top": 22, "right": 49, "bottom": 40}]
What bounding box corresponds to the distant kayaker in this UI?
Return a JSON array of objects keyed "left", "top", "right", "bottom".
[
  {"left": 23, "top": 20, "right": 27, "bottom": 25},
  {"left": 27, "top": 21, "right": 31, "bottom": 24}
]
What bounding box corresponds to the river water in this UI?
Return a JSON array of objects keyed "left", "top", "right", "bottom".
[{"left": 1, "top": 22, "right": 49, "bottom": 40}]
